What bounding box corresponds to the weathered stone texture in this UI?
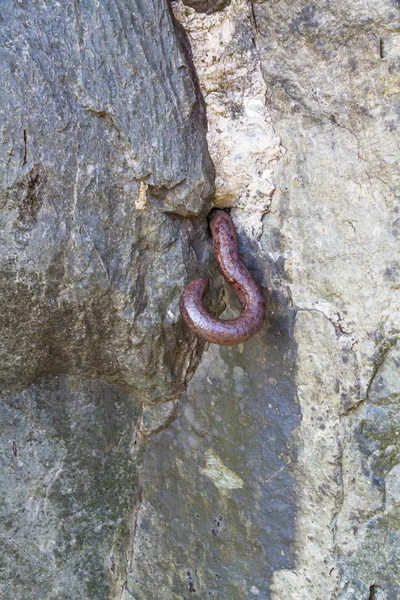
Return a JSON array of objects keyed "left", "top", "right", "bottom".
[
  {"left": 0, "top": 1, "right": 217, "bottom": 597},
  {"left": 2, "top": 0, "right": 400, "bottom": 599},
  {"left": 126, "top": 253, "right": 300, "bottom": 598},
  {"left": 1, "top": 378, "right": 142, "bottom": 600},
  {"left": 169, "top": 1, "right": 400, "bottom": 599},
  {"left": 173, "top": 0, "right": 281, "bottom": 231},
  {"left": 252, "top": 1, "right": 400, "bottom": 597},
  {"left": 0, "top": 0, "right": 217, "bottom": 403}
]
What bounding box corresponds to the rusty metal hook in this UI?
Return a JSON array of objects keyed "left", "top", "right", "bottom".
[{"left": 180, "top": 208, "right": 266, "bottom": 346}]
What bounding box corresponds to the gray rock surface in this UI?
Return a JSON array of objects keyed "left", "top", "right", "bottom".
[
  {"left": 126, "top": 254, "right": 300, "bottom": 599},
  {"left": 0, "top": 0, "right": 216, "bottom": 402},
  {"left": 146, "top": 1, "right": 399, "bottom": 599},
  {"left": 0, "top": 1, "right": 218, "bottom": 597},
  {"left": 1, "top": 377, "right": 142, "bottom": 600},
  {"left": 1, "top": 0, "right": 400, "bottom": 599},
  {"left": 251, "top": 1, "right": 400, "bottom": 597}
]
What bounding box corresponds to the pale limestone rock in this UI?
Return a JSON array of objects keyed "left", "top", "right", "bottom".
[
  {"left": 172, "top": 0, "right": 282, "bottom": 239},
  {"left": 385, "top": 464, "right": 400, "bottom": 510},
  {"left": 173, "top": 0, "right": 400, "bottom": 598},
  {"left": 256, "top": 0, "right": 400, "bottom": 596}
]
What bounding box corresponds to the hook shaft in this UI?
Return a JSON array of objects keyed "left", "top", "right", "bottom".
[{"left": 180, "top": 209, "right": 265, "bottom": 345}]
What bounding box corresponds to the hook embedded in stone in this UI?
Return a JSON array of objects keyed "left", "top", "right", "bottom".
[{"left": 180, "top": 209, "right": 266, "bottom": 346}]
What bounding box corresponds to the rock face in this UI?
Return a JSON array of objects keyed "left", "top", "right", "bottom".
[
  {"left": 252, "top": 1, "right": 400, "bottom": 597},
  {"left": 1, "top": 0, "right": 400, "bottom": 599},
  {"left": 132, "top": 1, "right": 399, "bottom": 599},
  {"left": 1, "top": 378, "right": 142, "bottom": 599},
  {"left": 127, "top": 280, "right": 300, "bottom": 599},
  {"left": 0, "top": 1, "right": 218, "bottom": 598},
  {"left": 0, "top": 0, "right": 216, "bottom": 403}
]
